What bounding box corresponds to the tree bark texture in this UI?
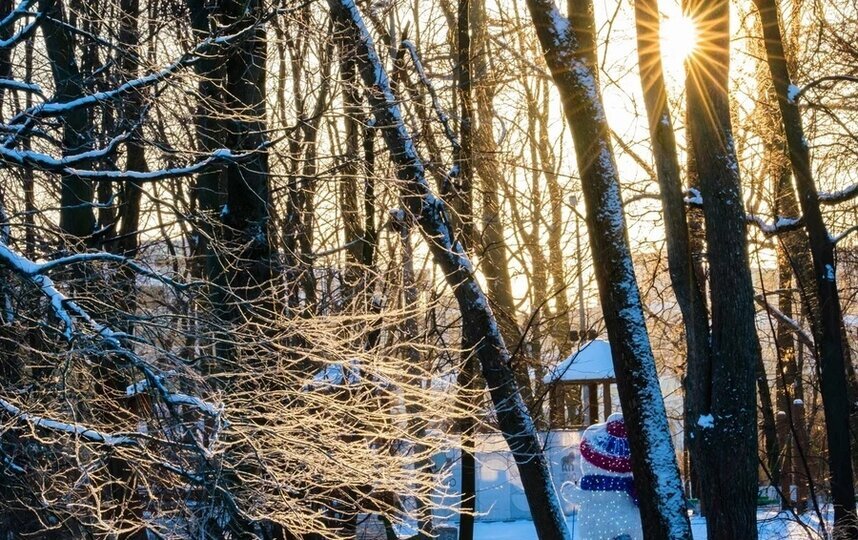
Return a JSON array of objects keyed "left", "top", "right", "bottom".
[{"left": 685, "top": 0, "right": 763, "bottom": 537}]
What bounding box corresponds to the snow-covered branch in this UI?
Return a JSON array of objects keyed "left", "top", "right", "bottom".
[
  {"left": 0, "top": 241, "right": 220, "bottom": 418},
  {"left": 684, "top": 187, "right": 703, "bottom": 205},
  {"left": 0, "top": 140, "right": 264, "bottom": 182},
  {"left": 0, "top": 243, "right": 77, "bottom": 337},
  {"left": 0, "top": 1, "right": 40, "bottom": 49},
  {"left": 795, "top": 75, "right": 858, "bottom": 102},
  {"left": 754, "top": 294, "right": 815, "bottom": 348},
  {"left": 400, "top": 40, "right": 460, "bottom": 152},
  {"left": 0, "top": 16, "right": 40, "bottom": 49},
  {"left": 0, "top": 398, "right": 137, "bottom": 446},
  {"left": 0, "top": 78, "right": 44, "bottom": 97},
  {"left": 6, "top": 19, "right": 263, "bottom": 125},
  {"left": 831, "top": 225, "right": 858, "bottom": 244},
  {"left": 746, "top": 214, "right": 804, "bottom": 236},
  {"left": 0, "top": 0, "right": 34, "bottom": 29},
  {"left": 0, "top": 132, "right": 130, "bottom": 169},
  {"left": 818, "top": 182, "right": 858, "bottom": 204},
  {"left": 0, "top": 243, "right": 195, "bottom": 291},
  {"left": 685, "top": 189, "right": 804, "bottom": 236},
  {"left": 33, "top": 251, "right": 198, "bottom": 291},
  {"left": 63, "top": 146, "right": 266, "bottom": 181}
]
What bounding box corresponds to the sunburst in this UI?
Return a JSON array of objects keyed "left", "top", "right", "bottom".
[{"left": 660, "top": 12, "right": 699, "bottom": 78}]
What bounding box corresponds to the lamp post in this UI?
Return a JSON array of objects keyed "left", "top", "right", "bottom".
[
  {"left": 570, "top": 195, "right": 586, "bottom": 336},
  {"left": 570, "top": 195, "right": 597, "bottom": 423}
]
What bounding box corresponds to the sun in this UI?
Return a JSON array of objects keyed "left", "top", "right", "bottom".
[{"left": 660, "top": 12, "right": 699, "bottom": 77}]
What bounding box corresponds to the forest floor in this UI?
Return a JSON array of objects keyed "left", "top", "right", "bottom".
[{"left": 467, "top": 506, "right": 835, "bottom": 539}]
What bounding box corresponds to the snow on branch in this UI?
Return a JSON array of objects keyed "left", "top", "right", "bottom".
[
  {"left": 123, "top": 370, "right": 217, "bottom": 418},
  {"left": 684, "top": 187, "right": 703, "bottom": 205},
  {"left": 2, "top": 8, "right": 274, "bottom": 135},
  {"left": 0, "top": 241, "right": 221, "bottom": 419},
  {"left": 818, "top": 182, "right": 858, "bottom": 204},
  {"left": 108, "top": 346, "right": 223, "bottom": 421},
  {"left": 0, "top": 244, "right": 76, "bottom": 337},
  {"left": 754, "top": 294, "right": 814, "bottom": 348},
  {"left": 0, "top": 78, "right": 44, "bottom": 97},
  {"left": 400, "top": 40, "right": 460, "bottom": 152},
  {"left": 0, "top": 16, "right": 40, "bottom": 49},
  {"left": 746, "top": 214, "right": 803, "bottom": 236},
  {"left": 685, "top": 189, "right": 804, "bottom": 236},
  {"left": 0, "top": 139, "right": 265, "bottom": 182},
  {"left": 0, "top": 1, "right": 40, "bottom": 49},
  {"left": 0, "top": 0, "right": 34, "bottom": 29},
  {"left": 794, "top": 75, "right": 858, "bottom": 102},
  {"left": 63, "top": 147, "right": 266, "bottom": 181},
  {"left": 27, "top": 60, "right": 187, "bottom": 118},
  {"left": 0, "top": 132, "right": 130, "bottom": 169},
  {"left": 0, "top": 398, "right": 137, "bottom": 446},
  {"left": 34, "top": 252, "right": 198, "bottom": 290},
  {"left": 1, "top": 453, "right": 24, "bottom": 474},
  {"left": 831, "top": 225, "right": 858, "bottom": 245},
  {"left": 0, "top": 242, "right": 195, "bottom": 294}
]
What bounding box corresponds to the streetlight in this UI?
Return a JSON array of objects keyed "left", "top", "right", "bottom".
[{"left": 569, "top": 196, "right": 586, "bottom": 336}]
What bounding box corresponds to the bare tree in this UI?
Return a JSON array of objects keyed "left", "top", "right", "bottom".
[
  {"left": 524, "top": 0, "right": 692, "bottom": 536},
  {"left": 325, "top": 1, "right": 572, "bottom": 537},
  {"left": 683, "top": 0, "right": 764, "bottom": 536},
  {"left": 632, "top": 0, "right": 711, "bottom": 516},
  {"left": 752, "top": 0, "right": 857, "bottom": 533}
]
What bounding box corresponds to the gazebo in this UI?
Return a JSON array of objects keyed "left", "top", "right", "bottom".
[{"left": 543, "top": 339, "right": 617, "bottom": 429}]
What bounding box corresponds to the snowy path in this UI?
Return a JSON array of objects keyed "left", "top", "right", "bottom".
[
  {"left": 468, "top": 516, "right": 703, "bottom": 540},
  {"left": 471, "top": 508, "right": 829, "bottom": 539}
]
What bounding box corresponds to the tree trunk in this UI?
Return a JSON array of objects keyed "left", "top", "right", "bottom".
[
  {"left": 454, "top": 1, "right": 476, "bottom": 538},
  {"left": 22, "top": 35, "right": 35, "bottom": 258},
  {"left": 685, "top": 1, "right": 762, "bottom": 537},
  {"left": 220, "top": 0, "right": 273, "bottom": 313},
  {"left": 515, "top": 78, "right": 550, "bottom": 396},
  {"left": 632, "top": 0, "right": 712, "bottom": 513},
  {"left": 338, "top": 41, "right": 367, "bottom": 304},
  {"left": 283, "top": 11, "right": 330, "bottom": 312},
  {"left": 38, "top": 0, "right": 95, "bottom": 245},
  {"left": 756, "top": 354, "right": 781, "bottom": 490},
  {"left": 393, "top": 213, "right": 434, "bottom": 540},
  {"left": 753, "top": 10, "right": 816, "bottom": 511},
  {"left": 187, "top": 0, "right": 227, "bottom": 374},
  {"left": 774, "top": 236, "right": 809, "bottom": 510},
  {"left": 111, "top": 0, "right": 148, "bottom": 342},
  {"left": 536, "top": 78, "right": 573, "bottom": 351},
  {"left": 767, "top": 70, "right": 809, "bottom": 513},
  {"left": 753, "top": 0, "right": 857, "bottom": 533},
  {"left": 115, "top": 0, "right": 145, "bottom": 257},
  {"left": 470, "top": 0, "right": 535, "bottom": 411},
  {"left": 526, "top": 0, "right": 692, "bottom": 537},
  {"left": 189, "top": 0, "right": 273, "bottom": 333},
  {"left": 326, "top": 3, "right": 572, "bottom": 538}
]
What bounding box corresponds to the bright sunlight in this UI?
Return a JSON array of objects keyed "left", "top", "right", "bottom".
[{"left": 660, "top": 12, "right": 699, "bottom": 76}]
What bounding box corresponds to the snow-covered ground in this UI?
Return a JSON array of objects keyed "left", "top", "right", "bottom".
[{"left": 470, "top": 507, "right": 833, "bottom": 539}]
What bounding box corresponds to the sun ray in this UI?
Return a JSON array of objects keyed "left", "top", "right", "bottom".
[{"left": 660, "top": 11, "right": 699, "bottom": 78}]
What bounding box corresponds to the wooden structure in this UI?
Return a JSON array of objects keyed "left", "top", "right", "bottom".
[{"left": 544, "top": 339, "right": 616, "bottom": 429}]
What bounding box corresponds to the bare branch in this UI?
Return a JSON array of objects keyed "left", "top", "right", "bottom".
[{"left": 754, "top": 294, "right": 815, "bottom": 348}]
